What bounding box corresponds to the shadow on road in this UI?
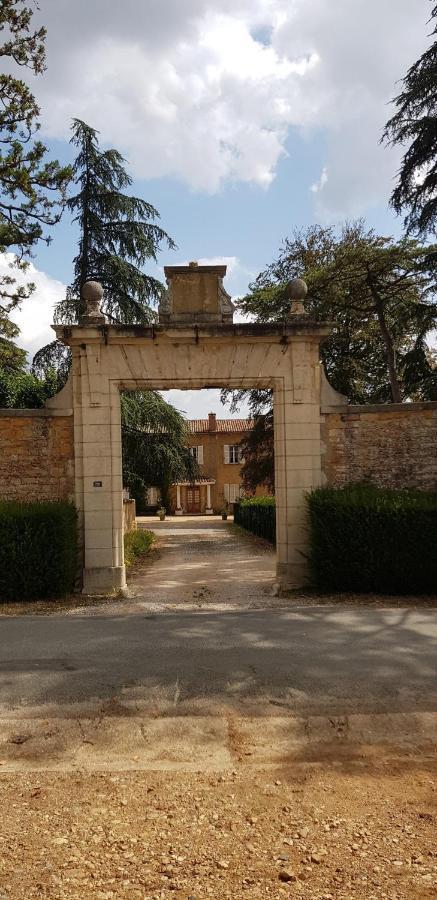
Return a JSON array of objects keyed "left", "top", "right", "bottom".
[{"left": 0, "top": 606, "right": 436, "bottom": 718}]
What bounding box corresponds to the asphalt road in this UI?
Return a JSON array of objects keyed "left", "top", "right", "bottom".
[{"left": 1, "top": 607, "right": 437, "bottom": 716}]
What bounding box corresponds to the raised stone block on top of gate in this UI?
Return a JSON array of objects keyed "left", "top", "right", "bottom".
[{"left": 159, "top": 261, "right": 235, "bottom": 324}]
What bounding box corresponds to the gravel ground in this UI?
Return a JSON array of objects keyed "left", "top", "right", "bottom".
[
  {"left": 1, "top": 762, "right": 437, "bottom": 899},
  {"left": 128, "top": 517, "right": 276, "bottom": 610}
]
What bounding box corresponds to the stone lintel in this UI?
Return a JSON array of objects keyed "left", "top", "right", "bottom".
[{"left": 53, "top": 321, "right": 332, "bottom": 347}]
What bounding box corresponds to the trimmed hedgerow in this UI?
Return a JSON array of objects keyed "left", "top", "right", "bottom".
[
  {"left": 307, "top": 484, "right": 437, "bottom": 594},
  {"left": 124, "top": 528, "right": 155, "bottom": 567},
  {"left": 0, "top": 501, "right": 77, "bottom": 601},
  {"left": 234, "top": 496, "right": 276, "bottom": 544}
]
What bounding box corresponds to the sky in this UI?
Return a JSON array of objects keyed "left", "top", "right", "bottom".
[{"left": 7, "top": 0, "right": 432, "bottom": 419}]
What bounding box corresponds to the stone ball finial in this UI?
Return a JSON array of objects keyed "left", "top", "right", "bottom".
[
  {"left": 288, "top": 277, "right": 308, "bottom": 300},
  {"left": 287, "top": 277, "right": 308, "bottom": 317},
  {"left": 189, "top": 260, "right": 199, "bottom": 268},
  {"left": 81, "top": 280, "right": 105, "bottom": 320}
]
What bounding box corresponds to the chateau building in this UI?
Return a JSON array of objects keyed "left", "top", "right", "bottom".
[{"left": 146, "top": 413, "right": 254, "bottom": 514}]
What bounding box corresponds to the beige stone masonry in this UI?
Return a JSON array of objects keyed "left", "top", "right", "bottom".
[{"left": 52, "top": 317, "right": 329, "bottom": 594}]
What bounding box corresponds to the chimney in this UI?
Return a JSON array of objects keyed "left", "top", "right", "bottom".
[{"left": 208, "top": 412, "right": 217, "bottom": 432}]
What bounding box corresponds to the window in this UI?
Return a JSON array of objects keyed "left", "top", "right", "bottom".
[
  {"left": 190, "top": 445, "right": 204, "bottom": 464},
  {"left": 224, "top": 444, "right": 241, "bottom": 464},
  {"left": 224, "top": 484, "right": 243, "bottom": 504}
]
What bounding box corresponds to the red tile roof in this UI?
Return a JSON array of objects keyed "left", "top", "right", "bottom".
[{"left": 188, "top": 418, "right": 253, "bottom": 434}]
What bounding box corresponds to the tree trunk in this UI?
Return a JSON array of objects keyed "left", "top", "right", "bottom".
[{"left": 369, "top": 283, "right": 403, "bottom": 403}]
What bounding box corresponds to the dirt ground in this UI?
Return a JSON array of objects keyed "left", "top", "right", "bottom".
[
  {"left": 1, "top": 518, "right": 436, "bottom": 899},
  {"left": 1, "top": 759, "right": 437, "bottom": 899}
]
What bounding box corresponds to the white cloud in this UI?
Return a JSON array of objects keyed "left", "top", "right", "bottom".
[
  {"left": 31, "top": 0, "right": 428, "bottom": 212},
  {"left": 311, "top": 166, "right": 328, "bottom": 194},
  {"left": 161, "top": 388, "right": 251, "bottom": 419},
  {"left": 1, "top": 254, "right": 65, "bottom": 361}
]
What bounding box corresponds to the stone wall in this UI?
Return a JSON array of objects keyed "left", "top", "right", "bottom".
[
  {"left": 0, "top": 410, "right": 74, "bottom": 503},
  {"left": 322, "top": 401, "right": 437, "bottom": 491}
]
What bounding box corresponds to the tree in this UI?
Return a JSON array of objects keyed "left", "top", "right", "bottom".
[
  {"left": 238, "top": 404, "right": 274, "bottom": 494},
  {"left": 33, "top": 118, "right": 176, "bottom": 379},
  {"left": 121, "top": 391, "right": 198, "bottom": 512},
  {"left": 0, "top": 364, "right": 58, "bottom": 408},
  {"left": 58, "top": 118, "right": 175, "bottom": 324},
  {"left": 0, "top": 0, "right": 71, "bottom": 370},
  {"left": 239, "top": 222, "right": 437, "bottom": 404},
  {"left": 229, "top": 221, "right": 437, "bottom": 490},
  {"left": 383, "top": 3, "right": 437, "bottom": 237}
]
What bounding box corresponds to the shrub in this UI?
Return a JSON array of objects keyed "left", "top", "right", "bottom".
[
  {"left": 234, "top": 496, "right": 276, "bottom": 544},
  {"left": 124, "top": 528, "right": 155, "bottom": 567},
  {"left": 0, "top": 501, "right": 77, "bottom": 601},
  {"left": 307, "top": 484, "right": 437, "bottom": 594}
]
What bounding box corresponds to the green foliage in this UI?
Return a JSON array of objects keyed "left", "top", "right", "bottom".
[
  {"left": 0, "top": 501, "right": 77, "bottom": 600},
  {"left": 124, "top": 528, "right": 155, "bottom": 567},
  {"left": 307, "top": 484, "right": 437, "bottom": 594},
  {"left": 239, "top": 221, "right": 437, "bottom": 404},
  {"left": 31, "top": 340, "right": 71, "bottom": 393},
  {"left": 0, "top": 365, "right": 58, "bottom": 407},
  {"left": 0, "top": 335, "right": 27, "bottom": 374},
  {"left": 121, "top": 390, "right": 198, "bottom": 510},
  {"left": 234, "top": 496, "right": 276, "bottom": 544},
  {"left": 238, "top": 407, "right": 274, "bottom": 493},
  {"left": 34, "top": 118, "right": 176, "bottom": 382},
  {"left": 0, "top": 0, "right": 71, "bottom": 361},
  {"left": 226, "top": 221, "right": 437, "bottom": 491},
  {"left": 383, "top": 3, "right": 437, "bottom": 237},
  {"left": 58, "top": 118, "right": 175, "bottom": 325}
]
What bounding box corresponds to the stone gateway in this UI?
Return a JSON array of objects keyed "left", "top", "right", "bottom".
[
  {"left": 1, "top": 262, "right": 435, "bottom": 594},
  {"left": 50, "top": 264, "right": 330, "bottom": 594}
]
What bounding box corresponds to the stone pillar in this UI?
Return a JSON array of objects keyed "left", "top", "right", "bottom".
[
  {"left": 75, "top": 358, "right": 126, "bottom": 595},
  {"left": 206, "top": 482, "right": 213, "bottom": 514},
  {"left": 274, "top": 338, "right": 323, "bottom": 590},
  {"left": 175, "top": 484, "right": 183, "bottom": 515},
  {"left": 69, "top": 282, "right": 127, "bottom": 596}
]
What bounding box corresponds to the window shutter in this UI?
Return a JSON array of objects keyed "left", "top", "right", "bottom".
[
  {"left": 224, "top": 444, "right": 230, "bottom": 464},
  {"left": 198, "top": 445, "right": 204, "bottom": 465},
  {"left": 224, "top": 484, "right": 230, "bottom": 501}
]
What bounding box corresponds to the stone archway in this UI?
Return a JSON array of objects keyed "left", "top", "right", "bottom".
[{"left": 49, "top": 263, "right": 331, "bottom": 594}]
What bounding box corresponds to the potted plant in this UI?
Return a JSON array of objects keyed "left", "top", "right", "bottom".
[
  {"left": 221, "top": 503, "right": 229, "bottom": 521},
  {"left": 157, "top": 507, "right": 166, "bottom": 521}
]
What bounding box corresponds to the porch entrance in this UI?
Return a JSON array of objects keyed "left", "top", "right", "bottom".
[{"left": 186, "top": 487, "right": 201, "bottom": 514}]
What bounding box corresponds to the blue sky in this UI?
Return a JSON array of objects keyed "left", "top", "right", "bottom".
[{"left": 7, "top": 0, "right": 431, "bottom": 418}]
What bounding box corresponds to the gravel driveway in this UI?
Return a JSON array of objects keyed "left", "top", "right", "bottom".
[{"left": 128, "top": 515, "right": 276, "bottom": 609}]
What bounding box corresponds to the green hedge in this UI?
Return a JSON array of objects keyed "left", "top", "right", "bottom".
[
  {"left": 307, "top": 484, "right": 437, "bottom": 594},
  {"left": 234, "top": 496, "right": 276, "bottom": 544},
  {"left": 0, "top": 501, "right": 77, "bottom": 601}
]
